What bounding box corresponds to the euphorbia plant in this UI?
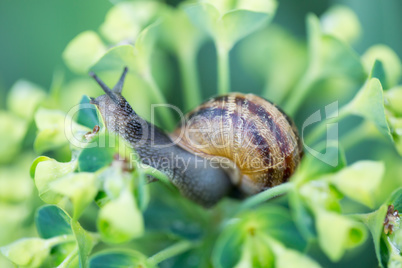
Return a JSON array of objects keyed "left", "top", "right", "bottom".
[{"left": 1, "top": 1, "right": 402, "bottom": 268}]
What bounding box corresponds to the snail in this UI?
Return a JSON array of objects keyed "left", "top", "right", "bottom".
[{"left": 89, "top": 67, "right": 303, "bottom": 207}]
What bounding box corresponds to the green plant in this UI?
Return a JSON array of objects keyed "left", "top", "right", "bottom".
[{"left": 1, "top": 1, "right": 402, "bottom": 267}]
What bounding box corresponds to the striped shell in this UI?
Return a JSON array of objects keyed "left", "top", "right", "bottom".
[{"left": 173, "top": 93, "right": 303, "bottom": 194}]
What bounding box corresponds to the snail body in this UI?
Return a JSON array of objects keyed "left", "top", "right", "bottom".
[{"left": 90, "top": 68, "right": 302, "bottom": 207}]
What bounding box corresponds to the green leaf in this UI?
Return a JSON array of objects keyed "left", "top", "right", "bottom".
[
  {"left": 307, "top": 13, "right": 365, "bottom": 81},
  {"left": 370, "top": 60, "right": 387, "bottom": 87},
  {"left": 133, "top": 169, "right": 150, "bottom": 212},
  {"left": 388, "top": 116, "right": 402, "bottom": 156},
  {"left": 99, "top": 166, "right": 126, "bottom": 201},
  {"left": 360, "top": 205, "right": 388, "bottom": 268},
  {"left": 63, "top": 31, "right": 107, "bottom": 74},
  {"left": 34, "top": 108, "right": 90, "bottom": 154},
  {"left": 346, "top": 78, "right": 392, "bottom": 141},
  {"left": 89, "top": 45, "right": 154, "bottom": 121},
  {"left": 30, "top": 156, "right": 51, "bottom": 179},
  {"left": 0, "top": 238, "right": 52, "bottom": 267},
  {"left": 233, "top": 234, "right": 275, "bottom": 268},
  {"left": 299, "top": 181, "right": 343, "bottom": 213},
  {"left": 89, "top": 249, "right": 154, "bottom": 268},
  {"left": 385, "top": 86, "right": 402, "bottom": 117},
  {"left": 388, "top": 188, "right": 402, "bottom": 212},
  {"left": 100, "top": 1, "right": 161, "bottom": 44},
  {"left": 320, "top": 5, "right": 361, "bottom": 45},
  {"left": 212, "top": 206, "right": 306, "bottom": 268},
  {"left": 295, "top": 142, "right": 347, "bottom": 183},
  {"left": 288, "top": 188, "right": 316, "bottom": 241},
  {"left": 71, "top": 220, "right": 96, "bottom": 268},
  {"left": 266, "top": 237, "right": 322, "bottom": 268},
  {"left": 324, "top": 161, "right": 385, "bottom": 208},
  {"left": 97, "top": 190, "right": 144, "bottom": 243},
  {"left": 183, "top": 1, "right": 277, "bottom": 50},
  {"left": 7, "top": 80, "right": 46, "bottom": 120},
  {"left": 315, "top": 210, "right": 367, "bottom": 261},
  {"left": 160, "top": 6, "right": 204, "bottom": 110},
  {"left": 283, "top": 13, "right": 364, "bottom": 115},
  {"left": 221, "top": 10, "right": 270, "bottom": 50},
  {"left": 183, "top": 3, "right": 220, "bottom": 40},
  {"left": 0, "top": 112, "right": 27, "bottom": 163},
  {"left": 50, "top": 172, "right": 98, "bottom": 219},
  {"left": 76, "top": 95, "right": 101, "bottom": 129},
  {"left": 212, "top": 222, "right": 246, "bottom": 268},
  {"left": 362, "top": 45, "right": 402, "bottom": 89},
  {"left": 143, "top": 183, "right": 205, "bottom": 240},
  {"left": 161, "top": 7, "right": 205, "bottom": 56},
  {"left": 34, "top": 158, "right": 78, "bottom": 204},
  {"left": 35, "top": 205, "right": 73, "bottom": 239},
  {"left": 78, "top": 133, "right": 116, "bottom": 172}
]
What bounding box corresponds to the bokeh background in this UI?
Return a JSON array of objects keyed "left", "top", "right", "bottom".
[
  {"left": 0, "top": 0, "right": 401, "bottom": 267},
  {"left": 1, "top": 0, "right": 401, "bottom": 97}
]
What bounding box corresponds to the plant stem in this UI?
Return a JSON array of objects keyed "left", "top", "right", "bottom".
[
  {"left": 57, "top": 247, "right": 78, "bottom": 268},
  {"left": 147, "top": 240, "right": 195, "bottom": 266},
  {"left": 217, "top": 44, "right": 230, "bottom": 95},
  {"left": 305, "top": 106, "right": 350, "bottom": 145},
  {"left": 178, "top": 51, "right": 202, "bottom": 111},
  {"left": 283, "top": 71, "right": 316, "bottom": 116},
  {"left": 144, "top": 72, "right": 176, "bottom": 129},
  {"left": 238, "top": 182, "right": 293, "bottom": 212},
  {"left": 47, "top": 235, "right": 76, "bottom": 248}
]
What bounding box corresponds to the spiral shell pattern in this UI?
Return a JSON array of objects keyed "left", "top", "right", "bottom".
[{"left": 173, "top": 93, "right": 303, "bottom": 194}]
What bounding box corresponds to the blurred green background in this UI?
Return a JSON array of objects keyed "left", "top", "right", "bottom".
[{"left": 1, "top": 0, "right": 401, "bottom": 98}]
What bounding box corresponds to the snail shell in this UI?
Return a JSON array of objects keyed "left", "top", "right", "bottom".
[{"left": 172, "top": 93, "right": 303, "bottom": 195}]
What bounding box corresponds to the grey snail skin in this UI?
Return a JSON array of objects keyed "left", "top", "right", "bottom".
[{"left": 89, "top": 67, "right": 303, "bottom": 208}]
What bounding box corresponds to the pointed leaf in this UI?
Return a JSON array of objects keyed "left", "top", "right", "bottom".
[
  {"left": 360, "top": 205, "right": 388, "bottom": 268},
  {"left": 347, "top": 78, "right": 392, "bottom": 140},
  {"left": 362, "top": 45, "right": 402, "bottom": 89},
  {"left": 97, "top": 190, "right": 144, "bottom": 243},
  {"left": 325, "top": 161, "right": 385, "bottom": 208},
  {"left": 72, "top": 220, "right": 95, "bottom": 268},
  {"left": 183, "top": 0, "right": 277, "bottom": 50},
  {"left": 35, "top": 205, "right": 73, "bottom": 239},
  {"left": 307, "top": 13, "right": 365, "bottom": 81},
  {"left": 221, "top": 10, "right": 270, "bottom": 49},
  {"left": 76, "top": 95, "right": 101, "bottom": 129},
  {"left": 78, "top": 133, "right": 116, "bottom": 172},
  {"left": 89, "top": 249, "right": 154, "bottom": 268},
  {"left": 370, "top": 60, "right": 387, "bottom": 87}
]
